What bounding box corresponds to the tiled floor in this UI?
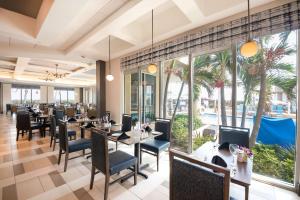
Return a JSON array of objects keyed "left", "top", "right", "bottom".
[{"left": 0, "top": 114, "right": 299, "bottom": 200}]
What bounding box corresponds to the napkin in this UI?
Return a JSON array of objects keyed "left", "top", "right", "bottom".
[
  {"left": 211, "top": 155, "right": 227, "bottom": 168},
  {"left": 218, "top": 142, "right": 230, "bottom": 151}
]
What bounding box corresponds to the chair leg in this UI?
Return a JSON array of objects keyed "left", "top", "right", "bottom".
[
  {"left": 28, "top": 130, "right": 32, "bottom": 141},
  {"left": 90, "top": 166, "right": 96, "bottom": 190},
  {"left": 50, "top": 135, "right": 53, "bottom": 147},
  {"left": 104, "top": 175, "right": 110, "bottom": 200},
  {"left": 58, "top": 148, "right": 62, "bottom": 164},
  {"left": 157, "top": 153, "right": 159, "bottom": 171},
  {"left": 64, "top": 152, "right": 69, "bottom": 172},
  {"left": 53, "top": 139, "right": 57, "bottom": 151},
  {"left": 140, "top": 150, "right": 142, "bottom": 164},
  {"left": 115, "top": 141, "right": 118, "bottom": 150},
  {"left": 16, "top": 129, "right": 19, "bottom": 141},
  {"left": 83, "top": 149, "right": 85, "bottom": 155},
  {"left": 134, "top": 162, "right": 137, "bottom": 185}
]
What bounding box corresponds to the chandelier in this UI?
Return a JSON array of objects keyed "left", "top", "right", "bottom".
[{"left": 41, "top": 64, "right": 67, "bottom": 81}]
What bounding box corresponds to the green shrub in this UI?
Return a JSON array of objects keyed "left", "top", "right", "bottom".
[
  {"left": 252, "top": 143, "right": 295, "bottom": 183},
  {"left": 193, "top": 135, "right": 214, "bottom": 150},
  {"left": 171, "top": 114, "right": 202, "bottom": 152}
]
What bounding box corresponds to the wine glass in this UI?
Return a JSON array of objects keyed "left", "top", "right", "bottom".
[{"left": 229, "top": 144, "right": 239, "bottom": 177}]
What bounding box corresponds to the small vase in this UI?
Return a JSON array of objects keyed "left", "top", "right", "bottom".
[{"left": 237, "top": 150, "right": 248, "bottom": 163}]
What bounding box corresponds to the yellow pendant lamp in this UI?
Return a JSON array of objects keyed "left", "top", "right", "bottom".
[
  {"left": 240, "top": 0, "right": 259, "bottom": 58},
  {"left": 147, "top": 9, "right": 157, "bottom": 74},
  {"left": 106, "top": 35, "right": 114, "bottom": 81}
]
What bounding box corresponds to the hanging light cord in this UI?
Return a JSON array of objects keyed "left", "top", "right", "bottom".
[
  {"left": 109, "top": 35, "right": 111, "bottom": 74},
  {"left": 151, "top": 9, "right": 154, "bottom": 63},
  {"left": 247, "top": 0, "right": 251, "bottom": 41}
]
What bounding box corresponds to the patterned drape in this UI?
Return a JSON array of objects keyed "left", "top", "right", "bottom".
[{"left": 121, "top": 0, "right": 300, "bottom": 71}]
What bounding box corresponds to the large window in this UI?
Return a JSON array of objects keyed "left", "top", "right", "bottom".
[
  {"left": 11, "top": 86, "right": 40, "bottom": 104},
  {"left": 123, "top": 30, "right": 299, "bottom": 186},
  {"left": 191, "top": 31, "right": 297, "bottom": 184},
  {"left": 54, "top": 88, "right": 75, "bottom": 104}
]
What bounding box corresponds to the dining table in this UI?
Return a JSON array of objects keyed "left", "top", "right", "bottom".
[
  {"left": 81, "top": 124, "right": 162, "bottom": 180},
  {"left": 193, "top": 141, "right": 252, "bottom": 200}
]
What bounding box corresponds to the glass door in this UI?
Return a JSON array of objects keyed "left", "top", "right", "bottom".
[
  {"left": 124, "top": 70, "right": 140, "bottom": 124},
  {"left": 141, "top": 67, "right": 159, "bottom": 124}
]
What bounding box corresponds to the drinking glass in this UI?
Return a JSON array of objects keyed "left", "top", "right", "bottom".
[{"left": 229, "top": 144, "right": 239, "bottom": 177}]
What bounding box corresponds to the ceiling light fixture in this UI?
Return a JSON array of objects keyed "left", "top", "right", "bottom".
[
  {"left": 147, "top": 9, "right": 157, "bottom": 74},
  {"left": 240, "top": 0, "right": 259, "bottom": 58},
  {"left": 42, "top": 64, "right": 67, "bottom": 81},
  {"left": 106, "top": 35, "right": 114, "bottom": 81}
]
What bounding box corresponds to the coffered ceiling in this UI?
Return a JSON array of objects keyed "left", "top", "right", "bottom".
[{"left": 0, "top": 0, "right": 283, "bottom": 86}]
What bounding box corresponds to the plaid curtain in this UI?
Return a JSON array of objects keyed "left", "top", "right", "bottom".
[{"left": 121, "top": 0, "right": 300, "bottom": 70}]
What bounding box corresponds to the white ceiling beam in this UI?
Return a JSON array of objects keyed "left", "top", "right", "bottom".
[
  {"left": 112, "top": 32, "right": 140, "bottom": 46},
  {"left": 25, "top": 64, "right": 73, "bottom": 73},
  {"left": 0, "top": 43, "right": 86, "bottom": 62},
  {"left": 0, "top": 8, "right": 36, "bottom": 43},
  {"left": 35, "top": 0, "right": 91, "bottom": 46},
  {"left": 0, "top": 60, "right": 16, "bottom": 66},
  {"left": 171, "top": 0, "right": 204, "bottom": 23},
  {"left": 14, "top": 57, "right": 30, "bottom": 78},
  {"left": 66, "top": 0, "right": 169, "bottom": 54}
]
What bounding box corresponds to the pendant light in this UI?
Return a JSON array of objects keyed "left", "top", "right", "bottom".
[
  {"left": 106, "top": 35, "right": 114, "bottom": 81},
  {"left": 147, "top": 9, "right": 157, "bottom": 74},
  {"left": 240, "top": 0, "right": 259, "bottom": 58}
]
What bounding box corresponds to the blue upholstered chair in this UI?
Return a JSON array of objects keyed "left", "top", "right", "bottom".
[
  {"left": 111, "top": 114, "right": 132, "bottom": 150},
  {"left": 54, "top": 110, "right": 64, "bottom": 125},
  {"left": 50, "top": 116, "right": 77, "bottom": 151},
  {"left": 140, "top": 118, "right": 171, "bottom": 171},
  {"left": 90, "top": 129, "right": 137, "bottom": 200},
  {"left": 57, "top": 120, "right": 91, "bottom": 172},
  {"left": 169, "top": 149, "right": 231, "bottom": 200},
  {"left": 219, "top": 125, "right": 250, "bottom": 148}
]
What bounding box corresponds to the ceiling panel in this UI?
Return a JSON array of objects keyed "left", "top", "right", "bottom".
[{"left": 0, "top": 0, "right": 42, "bottom": 18}]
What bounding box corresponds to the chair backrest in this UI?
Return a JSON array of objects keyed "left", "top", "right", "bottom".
[
  {"left": 219, "top": 125, "right": 250, "bottom": 148},
  {"left": 87, "top": 109, "right": 97, "bottom": 118},
  {"left": 66, "top": 107, "right": 75, "bottom": 118},
  {"left": 58, "top": 120, "right": 68, "bottom": 151},
  {"left": 121, "top": 114, "right": 132, "bottom": 132},
  {"left": 6, "top": 104, "right": 11, "bottom": 111},
  {"left": 50, "top": 116, "right": 56, "bottom": 137},
  {"left": 169, "top": 149, "right": 230, "bottom": 200},
  {"left": 11, "top": 105, "right": 17, "bottom": 113},
  {"left": 16, "top": 111, "right": 31, "bottom": 130},
  {"left": 55, "top": 110, "right": 64, "bottom": 125},
  {"left": 91, "top": 129, "right": 109, "bottom": 175},
  {"left": 154, "top": 118, "right": 171, "bottom": 141}
]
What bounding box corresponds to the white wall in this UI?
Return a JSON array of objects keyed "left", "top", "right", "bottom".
[
  {"left": 106, "top": 58, "right": 123, "bottom": 123},
  {"left": 40, "top": 85, "right": 48, "bottom": 103},
  {"left": 2, "top": 83, "right": 11, "bottom": 113},
  {"left": 48, "top": 86, "right": 54, "bottom": 103},
  {"left": 74, "top": 88, "right": 80, "bottom": 103}
]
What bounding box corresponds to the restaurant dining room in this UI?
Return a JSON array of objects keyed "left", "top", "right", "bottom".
[{"left": 0, "top": 0, "right": 300, "bottom": 199}]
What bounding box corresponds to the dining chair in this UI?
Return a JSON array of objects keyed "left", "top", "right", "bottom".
[
  {"left": 50, "top": 116, "right": 77, "bottom": 151},
  {"left": 111, "top": 114, "right": 132, "bottom": 150},
  {"left": 89, "top": 128, "right": 137, "bottom": 200},
  {"left": 16, "top": 111, "right": 42, "bottom": 141},
  {"left": 6, "top": 104, "right": 11, "bottom": 115},
  {"left": 55, "top": 110, "right": 64, "bottom": 125},
  {"left": 87, "top": 109, "right": 97, "bottom": 119},
  {"left": 169, "top": 149, "right": 231, "bottom": 200},
  {"left": 219, "top": 125, "right": 250, "bottom": 148},
  {"left": 57, "top": 120, "right": 91, "bottom": 172},
  {"left": 66, "top": 107, "right": 75, "bottom": 118},
  {"left": 140, "top": 118, "right": 171, "bottom": 171}
]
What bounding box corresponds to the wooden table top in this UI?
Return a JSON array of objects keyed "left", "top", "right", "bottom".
[{"left": 193, "top": 141, "right": 252, "bottom": 186}]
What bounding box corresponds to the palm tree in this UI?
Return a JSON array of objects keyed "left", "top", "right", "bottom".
[
  {"left": 162, "top": 55, "right": 214, "bottom": 125},
  {"left": 244, "top": 32, "right": 296, "bottom": 147},
  {"left": 210, "top": 50, "right": 233, "bottom": 126}
]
